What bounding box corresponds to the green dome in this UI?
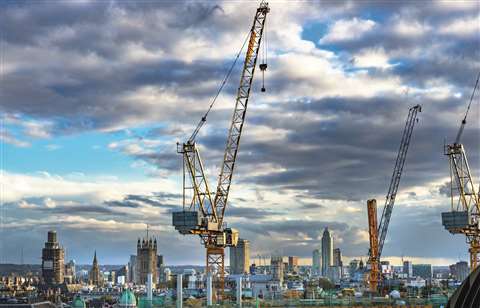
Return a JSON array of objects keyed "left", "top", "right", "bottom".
[
  {"left": 72, "top": 295, "right": 86, "bottom": 308},
  {"left": 118, "top": 289, "right": 137, "bottom": 307}
]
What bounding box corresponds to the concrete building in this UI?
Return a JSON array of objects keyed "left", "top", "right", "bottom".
[
  {"left": 128, "top": 255, "right": 137, "bottom": 283},
  {"left": 333, "top": 248, "right": 342, "bottom": 267},
  {"left": 136, "top": 237, "right": 158, "bottom": 285},
  {"left": 229, "top": 239, "right": 250, "bottom": 275},
  {"left": 312, "top": 249, "right": 321, "bottom": 275},
  {"left": 349, "top": 259, "right": 359, "bottom": 277},
  {"left": 403, "top": 260, "right": 413, "bottom": 278},
  {"left": 89, "top": 251, "right": 101, "bottom": 286},
  {"left": 270, "top": 256, "right": 284, "bottom": 284},
  {"left": 333, "top": 248, "right": 343, "bottom": 279},
  {"left": 450, "top": 261, "right": 469, "bottom": 281},
  {"left": 41, "top": 230, "right": 65, "bottom": 285},
  {"left": 381, "top": 261, "right": 393, "bottom": 279},
  {"left": 328, "top": 266, "right": 342, "bottom": 283},
  {"left": 288, "top": 256, "right": 299, "bottom": 273},
  {"left": 413, "top": 264, "right": 432, "bottom": 280},
  {"left": 64, "top": 260, "right": 76, "bottom": 284},
  {"left": 321, "top": 227, "right": 333, "bottom": 277}
]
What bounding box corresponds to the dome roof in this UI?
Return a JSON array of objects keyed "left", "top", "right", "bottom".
[
  {"left": 118, "top": 289, "right": 137, "bottom": 307},
  {"left": 72, "top": 295, "right": 86, "bottom": 308}
]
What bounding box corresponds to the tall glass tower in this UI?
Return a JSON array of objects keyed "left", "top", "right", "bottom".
[
  {"left": 321, "top": 227, "right": 333, "bottom": 277},
  {"left": 312, "top": 249, "right": 321, "bottom": 275}
]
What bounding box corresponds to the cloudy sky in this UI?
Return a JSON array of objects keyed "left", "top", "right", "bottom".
[{"left": 0, "top": 0, "right": 479, "bottom": 266}]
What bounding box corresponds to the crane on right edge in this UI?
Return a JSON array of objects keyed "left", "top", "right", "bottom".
[
  {"left": 367, "top": 104, "right": 422, "bottom": 292},
  {"left": 441, "top": 72, "right": 480, "bottom": 272}
]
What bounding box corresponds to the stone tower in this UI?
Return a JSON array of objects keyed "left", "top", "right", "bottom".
[
  {"left": 136, "top": 238, "right": 157, "bottom": 285},
  {"left": 89, "top": 251, "right": 102, "bottom": 286},
  {"left": 42, "top": 230, "right": 65, "bottom": 285}
]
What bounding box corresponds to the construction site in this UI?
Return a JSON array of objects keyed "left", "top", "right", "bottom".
[
  {"left": 166, "top": 1, "right": 480, "bottom": 307},
  {"left": 1, "top": 0, "right": 480, "bottom": 307}
]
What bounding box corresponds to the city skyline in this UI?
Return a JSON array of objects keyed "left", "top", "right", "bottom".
[{"left": 1, "top": 0, "right": 479, "bottom": 266}]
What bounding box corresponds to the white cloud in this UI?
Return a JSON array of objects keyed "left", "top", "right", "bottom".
[
  {"left": 353, "top": 48, "right": 395, "bottom": 69},
  {"left": 319, "top": 18, "right": 376, "bottom": 44},
  {"left": 0, "top": 130, "right": 30, "bottom": 147},
  {"left": 271, "top": 52, "right": 403, "bottom": 99},
  {"left": 0, "top": 170, "right": 177, "bottom": 204},
  {"left": 22, "top": 121, "right": 53, "bottom": 139},
  {"left": 439, "top": 15, "right": 480, "bottom": 37},
  {"left": 393, "top": 19, "right": 431, "bottom": 37}
]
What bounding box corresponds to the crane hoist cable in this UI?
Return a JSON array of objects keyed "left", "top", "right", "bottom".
[
  {"left": 188, "top": 32, "right": 251, "bottom": 143},
  {"left": 455, "top": 70, "right": 480, "bottom": 145},
  {"left": 259, "top": 12, "right": 268, "bottom": 92}
]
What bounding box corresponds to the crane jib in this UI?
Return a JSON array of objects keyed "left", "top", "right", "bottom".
[
  {"left": 377, "top": 105, "right": 421, "bottom": 258},
  {"left": 172, "top": 3, "right": 269, "bottom": 247}
]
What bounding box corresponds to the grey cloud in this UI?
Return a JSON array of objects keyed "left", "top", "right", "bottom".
[
  {"left": 105, "top": 194, "right": 178, "bottom": 211},
  {"left": 300, "top": 202, "right": 325, "bottom": 210},
  {"left": 46, "top": 205, "right": 118, "bottom": 215},
  {"left": 227, "top": 205, "right": 282, "bottom": 220}
]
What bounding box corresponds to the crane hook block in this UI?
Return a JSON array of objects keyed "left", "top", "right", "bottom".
[{"left": 260, "top": 63, "right": 267, "bottom": 71}]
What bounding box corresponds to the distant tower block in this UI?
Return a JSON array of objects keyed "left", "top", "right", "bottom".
[
  {"left": 42, "top": 230, "right": 65, "bottom": 285},
  {"left": 229, "top": 239, "right": 250, "bottom": 275},
  {"left": 321, "top": 227, "right": 333, "bottom": 277}
]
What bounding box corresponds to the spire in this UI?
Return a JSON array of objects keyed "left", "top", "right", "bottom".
[{"left": 93, "top": 250, "right": 97, "bottom": 265}]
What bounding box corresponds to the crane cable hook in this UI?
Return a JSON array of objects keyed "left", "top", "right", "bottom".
[{"left": 260, "top": 15, "right": 268, "bottom": 92}]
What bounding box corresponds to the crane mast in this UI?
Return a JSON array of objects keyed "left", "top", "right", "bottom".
[
  {"left": 367, "top": 105, "right": 421, "bottom": 292},
  {"left": 172, "top": 1, "right": 269, "bottom": 300}
]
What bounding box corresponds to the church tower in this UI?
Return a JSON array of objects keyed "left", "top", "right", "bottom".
[{"left": 89, "top": 251, "right": 102, "bottom": 286}]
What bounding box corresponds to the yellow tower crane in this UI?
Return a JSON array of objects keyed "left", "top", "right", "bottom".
[
  {"left": 442, "top": 72, "right": 480, "bottom": 272},
  {"left": 172, "top": 1, "right": 269, "bottom": 300}
]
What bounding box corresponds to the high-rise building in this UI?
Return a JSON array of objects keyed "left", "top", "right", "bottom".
[
  {"left": 42, "top": 230, "right": 65, "bottom": 285},
  {"left": 136, "top": 238, "right": 158, "bottom": 285},
  {"left": 110, "top": 271, "right": 116, "bottom": 283},
  {"left": 271, "top": 256, "right": 284, "bottom": 284},
  {"left": 157, "top": 255, "right": 164, "bottom": 283},
  {"left": 128, "top": 255, "right": 137, "bottom": 283},
  {"left": 333, "top": 248, "right": 342, "bottom": 267},
  {"left": 403, "top": 260, "right": 413, "bottom": 278},
  {"left": 312, "top": 249, "right": 321, "bottom": 275},
  {"left": 288, "top": 256, "right": 299, "bottom": 273},
  {"left": 89, "top": 251, "right": 102, "bottom": 286},
  {"left": 321, "top": 227, "right": 333, "bottom": 276},
  {"left": 413, "top": 264, "right": 432, "bottom": 280},
  {"left": 229, "top": 239, "right": 250, "bottom": 275},
  {"left": 450, "top": 261, "right": 469, "bottom": 282},
  {"left": 332, "top": 248, "right": 343, "bottom": 279},
  {"left": 349, "top": 259, "right": 359, "bottom": 277}
]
